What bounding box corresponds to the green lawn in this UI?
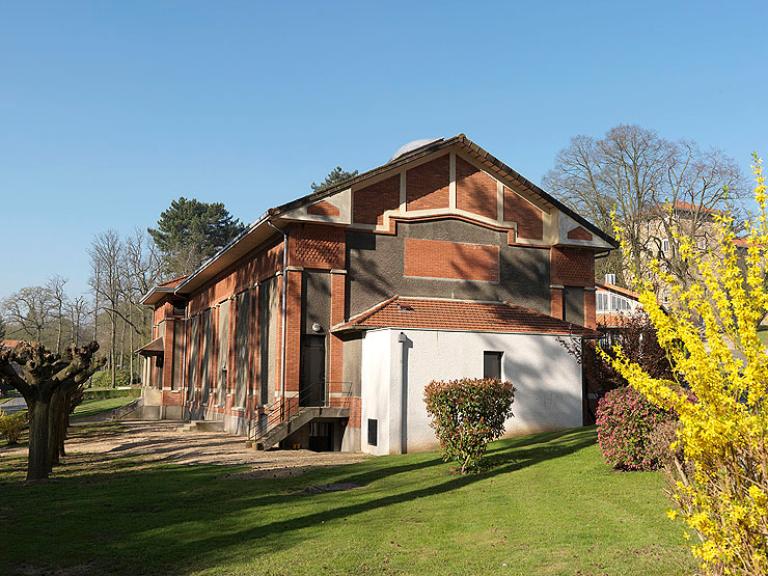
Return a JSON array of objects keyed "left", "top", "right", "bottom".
[
  {"left": 0, "top": 427, "right": 694, "bottom": 576},
  {"left": 71, "top": 394, "right": 137, "bottom": 419}
]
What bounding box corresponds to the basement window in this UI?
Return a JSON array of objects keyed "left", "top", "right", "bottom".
[
  {"left": 367, "top": 419, "right": 378, "bottom": 446},
  {"left": 483, "top": 351, "right": 503, "bottom": 380}
]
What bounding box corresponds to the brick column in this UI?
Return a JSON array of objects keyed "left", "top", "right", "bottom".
[
  {"left": 283, "top": 268, "right": 302, "bottom": 396},
  {"left": 550, "top": 285, "right": 564, "bottom": 320},
  {"left": 584, "top": 288, "right": 597, "bottom": 329},
  {"left": 162, "top": 317, "right": 174, "bottom": 390},
  {"left": 329, "top": 270, "right": 346, "bottom": 403}
]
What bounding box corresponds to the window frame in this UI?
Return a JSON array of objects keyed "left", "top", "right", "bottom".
[{"left": 483, "top": 351, "right": 503, "bottom": 380}]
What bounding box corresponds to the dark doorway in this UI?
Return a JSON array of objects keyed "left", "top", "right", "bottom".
[
  {"left": 300, "top": 334, "right": 326, "bottom": 406},
  {"left": 308, "top": 421, "right": 334, "bottom": 451}
]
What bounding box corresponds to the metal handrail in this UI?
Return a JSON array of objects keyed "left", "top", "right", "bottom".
[{"left": 246, "top": 380, "right": 352, "bottom": 443}]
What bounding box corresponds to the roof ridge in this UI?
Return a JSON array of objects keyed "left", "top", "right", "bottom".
[{"left": 332, "top": 294, "right": 400, "bottom": 330}]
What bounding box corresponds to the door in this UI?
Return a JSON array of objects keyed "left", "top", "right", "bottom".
[{"left": 300, "top": 335, "right": 326, "bottom": 407}]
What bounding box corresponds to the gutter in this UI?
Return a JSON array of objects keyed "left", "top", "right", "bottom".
[{"left": 172, "top": 210, "right": 272, "bottom": 297}]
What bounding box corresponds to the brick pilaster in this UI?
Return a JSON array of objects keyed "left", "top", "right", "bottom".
[
  {"left": 329, "top": 270, "right": 346, "bottom": 399},
  {"left": 284, "top": 269, "right": 302, "bottom": 395},
  {"left": 584, "top": 289, "right": 597, "bottom": 329},
  {"left": 550, "top": 286, "right": 564, "bottom": 320},
  {"left": 162, "top": 318, "right": 174, "bottom": 391}
]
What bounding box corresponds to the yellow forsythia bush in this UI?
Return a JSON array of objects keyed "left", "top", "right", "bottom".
[{"left": 605, "top": 156, "right": 768, "bottom": 575}]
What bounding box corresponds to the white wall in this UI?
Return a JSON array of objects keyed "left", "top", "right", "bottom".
[
  {"left": 360, "top": 329, "right": 583, "bottom": 454},
  {"left": 360, "top": 329, "right": 393, "bottom": 455}
]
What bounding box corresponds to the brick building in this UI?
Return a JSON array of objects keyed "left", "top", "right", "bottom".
[{"left": 138, "top": 135, "right": 616, "bottom": 454}]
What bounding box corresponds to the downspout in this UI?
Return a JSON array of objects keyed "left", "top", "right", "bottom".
[
  {"left": 397, "top": 331, "right": 409, "bottom": 454},
  {"left": 267, "top": 220, "right": 288, "bottom": 412}
]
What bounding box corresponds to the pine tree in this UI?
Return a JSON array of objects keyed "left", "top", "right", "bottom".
[
  {"left": 311, "top": 166, "right": 358, "bottom": 192},
  {"left": 148, "top": 197, "right": 246, "bottom": 276}
]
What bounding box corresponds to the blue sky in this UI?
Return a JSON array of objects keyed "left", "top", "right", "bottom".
[{"left": 1, "top": 1, "right": 766, "bottom": 298}]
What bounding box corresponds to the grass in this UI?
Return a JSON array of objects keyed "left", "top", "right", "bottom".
[
  {"left": 71, "top": 394, "right": 137, "bottom": 419},
  {"left": 0, "top": 426, "right": 694, "bottom": 576}
]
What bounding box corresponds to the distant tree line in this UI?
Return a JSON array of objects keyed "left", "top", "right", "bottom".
[
  {"left": 1, "top": 199, "right": 245, "bottom": 388},
  {"left": 0, "top": 167, "right": 357, "bottom": 389}
]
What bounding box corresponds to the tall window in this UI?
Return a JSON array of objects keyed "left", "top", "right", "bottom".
[
  {"left": 217, "top": 300, "right": 230, "bottom": 407},
  {"left": 483, "top": 351, "right": 503, "bottom": 380},
  {"left": 234, "top": 291, "right": 250, "bottom": 408}
]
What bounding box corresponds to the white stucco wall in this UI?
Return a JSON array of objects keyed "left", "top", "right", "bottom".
[
  {"left": 360, "top": 329, "right": 393, "bottom": 455},
  {"left": 360, "top": 328, "right": 583, "bottom": 455}
]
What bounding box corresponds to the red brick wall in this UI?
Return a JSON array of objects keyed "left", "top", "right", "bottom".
[
  {"left": 307, "top": 200, "right": 340, "bottom": 217},
  {"left": 456, "top": 156, "right": 498, "bottom": 220},
  {"left": 288, "top": 223, "right": 345, "bottom": 270},
  {"left": 329, "top": 272, "right": 345, "bottom": 394},
  {"left": 550, "top": 247, "right": 595, "bottom": 287},
  {"left": 404, "top": 238, "right": 499, "bottom": 282},
  {"left": 503, "top": 187, "right": 544, "bottom": 240},
  {"left": 162, "top": 317, "right": 174, "bottom": 389},
  {"left": 567, "top": 226, "right": 593, "bottom": 241},
  {"left": 551, "top": 287, "right": 564, "bottom": 319},
  {"left": 353, "top": 175, "right": 400, "bottom": 225},
  {"left": 584, "top": 290, "right": 596, "bottom": 329},
  {"left": 284, "top": 270, "right": 302, "bottom": 394},
  {"left": 188, "top": 240, "right": 283, "bottom": 316},
  {"left": 406, "top": 155, "right": 450, "bottom": 212}
]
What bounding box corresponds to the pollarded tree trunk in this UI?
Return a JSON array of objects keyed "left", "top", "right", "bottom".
[
  {"left": 27, "top": 399, "right": 52, "bottom": 481},
  {"left": 48, "top": 388, "right": 67, "bottom": 468},
  {"left": 0, "top": 342, "right": 103, "bottom": 482}
]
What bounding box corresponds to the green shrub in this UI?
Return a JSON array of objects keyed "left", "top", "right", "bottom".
[
  {"left": 89, "top": 369, "right": 135, "bottom": 389},
  {"left": 0, "top": 410, "right": 27, "bottom": 445},
  {"left": 424, "top": 378, "right": 515, "bottom": 474},
  {"left": 596, "top": 386, "right": 673, "bottom": 471},
  {"left": 82, "top": 387, "right": 141, "bottom": 401}
]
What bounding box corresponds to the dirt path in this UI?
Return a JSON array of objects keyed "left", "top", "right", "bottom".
[{"left": 0, "top": 420, "right": 368, "bottom": 478}]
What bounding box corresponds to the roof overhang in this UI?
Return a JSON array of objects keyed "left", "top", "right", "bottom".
[
  {"left": 136, "top": 336, "right": 164, "bottom": 357},
  {"left": 139, "top": 287, "right": 176, "bottom": 306},
  {"left": 171, "top": 213, "right": 282, "bottom": 296}
]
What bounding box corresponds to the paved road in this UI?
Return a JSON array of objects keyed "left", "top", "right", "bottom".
[{"left": 1, "top": 396, "right": 26, "bottom": 414}]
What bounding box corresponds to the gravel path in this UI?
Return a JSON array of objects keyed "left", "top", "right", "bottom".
[{"left": 0, "top": 419, "right": 368, "bottom": 478}]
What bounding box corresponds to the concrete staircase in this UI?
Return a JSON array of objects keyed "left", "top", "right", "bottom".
[
  {"left": 255, "top": 406, "right": 349, "bottom": 450},
  {"left": 178, "top": 420, "right": 225, "bottom": 433}
]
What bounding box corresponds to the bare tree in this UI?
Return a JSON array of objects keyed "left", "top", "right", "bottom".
[
  {"left": 543, "top": 125, "right": 747, "bottom": 288},
  {"left": 47, "top": 275, "right": 68, "bottom": 353},
  {"left": 89, "top": 231, "right": 122, "bottom": 388},
  {"left": 67, "top": 296, "right": 88, "bottom": 347},
  {"left": 2, "top": 286, "right": 55, "bottom": 344}
]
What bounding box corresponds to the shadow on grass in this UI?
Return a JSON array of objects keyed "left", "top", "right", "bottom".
[{"left": 0, "top": 426, "right": 597, "bottom": 575}]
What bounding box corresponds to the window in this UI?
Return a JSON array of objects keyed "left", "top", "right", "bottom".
[
  {"left": 661, "top": 238, "right": 670, "bottom": 254},
  {"left": 367, "top": 419, "right": 378, "bottom": 446},
  {"left": 483, "top": 351, "right": 503, "bottom": 380},
  {"left": 596, "top": 292, "right": 609, "bottom": 312}
]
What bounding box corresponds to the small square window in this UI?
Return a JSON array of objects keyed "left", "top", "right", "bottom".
[
  {"left": 367, "top": 419, "right": 378, "bottom": 446},
  {"left": 483, "top": 351, "right": 503, "bottom": 380}
]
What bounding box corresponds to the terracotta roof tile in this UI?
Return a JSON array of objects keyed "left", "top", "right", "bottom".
[{"left": 333, "top": 296, "right": 597, "bottom": 337}]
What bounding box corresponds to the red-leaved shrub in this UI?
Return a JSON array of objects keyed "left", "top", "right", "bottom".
[
  {"left": 424, "top": 378, "right": 514, "bottom": 474},
  {"left": 596, "top": 385, "right": 672, "bottom": 471}
]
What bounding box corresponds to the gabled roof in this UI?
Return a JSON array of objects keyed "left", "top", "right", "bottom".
[
  {"left": 271, "top": 134, "right": 618, "bottom": 247},
  {"left": 332, "top": 296, "right": 598, "bottom": 337},
  {"left": 146, "top": 134, "right": 617, "bottom": 302}
]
